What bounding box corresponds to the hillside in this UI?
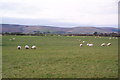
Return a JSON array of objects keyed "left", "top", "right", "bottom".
[{"left": 2, "top": 24, "right": 118, "bottom": 34}]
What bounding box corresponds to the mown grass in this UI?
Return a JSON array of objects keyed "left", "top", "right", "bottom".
[{"left": 2, "top": 35, "right": 118, "bottom": 78}]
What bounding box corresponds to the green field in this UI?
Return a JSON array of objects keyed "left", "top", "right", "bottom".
[{"left": 2, "top": 35, "right": 118, "bottom": 78}]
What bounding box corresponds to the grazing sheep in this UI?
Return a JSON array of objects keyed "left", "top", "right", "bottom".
[
  {"left": 101, "top": 43, "right": 106, "bottom": 46},
  {"left": 17, "top": 46, "right": 21, "bottom": 50},
  {"left": 87, "top": 43, "right": 93, "bottom": 47},
  {"left": 31, "top": 45, "right": 36, "bottom": 49},
  {"left": 86, "top": 43, "right": 89, "bottom": 46},
  {"left": 13, "top": 38, "right": 15, "bottom": 40},
  {"left": 25, "top": 45, "right": 29, "bottom": 49},
  {"left": 82, "top": 41, "right": 85, "bottom": 43},
  {"left": 107, "top": 43, "right": 111, "bottom": 46},
  {"left": 9, "top": 38, "right": 15, "bottom": 41},
  {"left": 109, "top": 37, "right": 111, "bottom": 39},
  {"left": 79, "top": 44, "right": 83, "bottom": 47}
]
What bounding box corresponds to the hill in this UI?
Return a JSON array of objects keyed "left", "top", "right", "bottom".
[{"left": 2, "top": 24, "right": 118, "bottom": 34}]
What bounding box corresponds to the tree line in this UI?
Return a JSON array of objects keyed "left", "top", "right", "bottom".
[{"left": 2, "top": 32, "right": 120, "bottom": 37}]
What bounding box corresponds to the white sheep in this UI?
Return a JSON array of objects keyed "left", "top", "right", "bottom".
[
  {"left": 86, "top": 43, "right": 89, "bottom": 46},
  {"left": 107, "top": 43, "right": 111, "bottom": 46},
  {"left": 31, "top": 45, "right": 36, "bottom": 49},
  {"left": 79, "top": 44, "right": 83, "bottom": 47},
  {"left": 13, "top": 38, "right": 15, "bottom": 40},
  {"left": 101, "top": 43, "right": 106, "bottom": 46},
  {"left": 25, "top": 45, "right": 29, "bottom": 49},
  {"left": 82, "top": 41, "right": 85, "bottom": 43},
  {"left": 109, "top": 37, "right": 111, "bottom": 39},
  {"left": 87, "top": 43, "right": 93, "bottom": 47},
  {"left": 17, "top": 46, "right": 21, "bottom": 50}
]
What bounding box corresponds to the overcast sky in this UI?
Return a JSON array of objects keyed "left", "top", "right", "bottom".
[{"left": 0, "top": 0, "right": 119, "bottom": 27}]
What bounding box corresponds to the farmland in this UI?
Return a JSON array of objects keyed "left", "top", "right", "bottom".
[{"left": 2, "top": 35, "right": 118, "bottom": 78}]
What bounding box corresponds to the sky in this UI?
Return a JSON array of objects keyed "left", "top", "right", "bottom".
[{"left": 0, "top": 0, "right": 119, "bottom": 28}]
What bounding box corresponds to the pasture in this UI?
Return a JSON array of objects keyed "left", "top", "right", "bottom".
[{"left": 2, "top": 35, "right": 118, "bottom": 78}]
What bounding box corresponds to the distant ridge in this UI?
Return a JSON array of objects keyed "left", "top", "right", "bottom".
[{"left": 1, "top": 24, "right": 118, "bottom": 34}]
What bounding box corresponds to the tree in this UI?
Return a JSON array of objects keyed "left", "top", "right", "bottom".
[{"left": 93, "top": 32, "right": 98, "bottom": 36}]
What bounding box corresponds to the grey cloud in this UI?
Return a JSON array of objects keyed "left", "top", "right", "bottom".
[{"left": 2, "top": 17, "right": 117, "bottom": 28}]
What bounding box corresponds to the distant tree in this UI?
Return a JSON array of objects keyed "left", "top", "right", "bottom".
[{"left": 93, "top": 32, "right": 98, "bottom": 36}]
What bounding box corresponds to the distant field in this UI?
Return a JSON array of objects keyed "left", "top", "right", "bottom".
[{"left": 2, "top": 35, "right": 118, "bottom": 78}]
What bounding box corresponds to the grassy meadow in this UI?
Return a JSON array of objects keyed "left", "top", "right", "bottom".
[{"left": 2, "top": 35, "right": 118, "bottom": 78}]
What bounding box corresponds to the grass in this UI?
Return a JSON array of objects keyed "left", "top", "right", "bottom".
[
  {"left": 0, "top": 35, "right": 2, "bottom": 79},
  {"left": 2, "top": 35, "right": 118, "bottom": 78}
]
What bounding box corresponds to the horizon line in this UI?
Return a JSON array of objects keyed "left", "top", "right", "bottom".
[{"left": 1, "top": 23, "right": 118, "bottom": 28}]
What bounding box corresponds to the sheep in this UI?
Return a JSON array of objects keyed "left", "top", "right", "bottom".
[
  {"left": 31, "top": 45, "right": 36, "bottom": 49},
  {"left": 17, "top": 46, "right": 21, "bottom": 50},
  {"left": 25, "top": 45, "right": 29, "bottom": 49},
  {"left": 101, "top": 43, "right": 106, "bottom": 46},
  {"left": 109, "top": 37, "right": 111, "bottom": 40},
  {"left": 107, "top": 43, "right": 111, "bottom": 46},
  {"left": 87, "top": 43, "right": 93, "bottom": 47},
  {"left": 82, "top": 41, "right": 85, "bottom": 43},
  {"left": 9, "top": 38, "right": 15, "bottom": 41},
  {"left": 86, "top": 43, "right": 89, "bottom": 46},
  {"left": 79, "top": 44, "right": 83, "bottom": 47},
  {"left": 12, "top": 38, "right": 15, "bottom": 40}
]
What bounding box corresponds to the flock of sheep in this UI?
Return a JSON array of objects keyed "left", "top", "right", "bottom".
[
  {"left": 17, "top": 45, "right": 36, "bottom": 50},
  {"left": 79, "top": 41, "right": 111, "bottom": 47},
  {"left": 9, "top": 36, "right": 117, "bottom": 50},
  {"left": 9, "top": 38, "right": 36, "bottom": 50},
  {"left": 9, "top": 38, "right": 16, "bottom": 41},
  {"left": 78, "top": 36, "right": 116, "bottom": 47}
]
